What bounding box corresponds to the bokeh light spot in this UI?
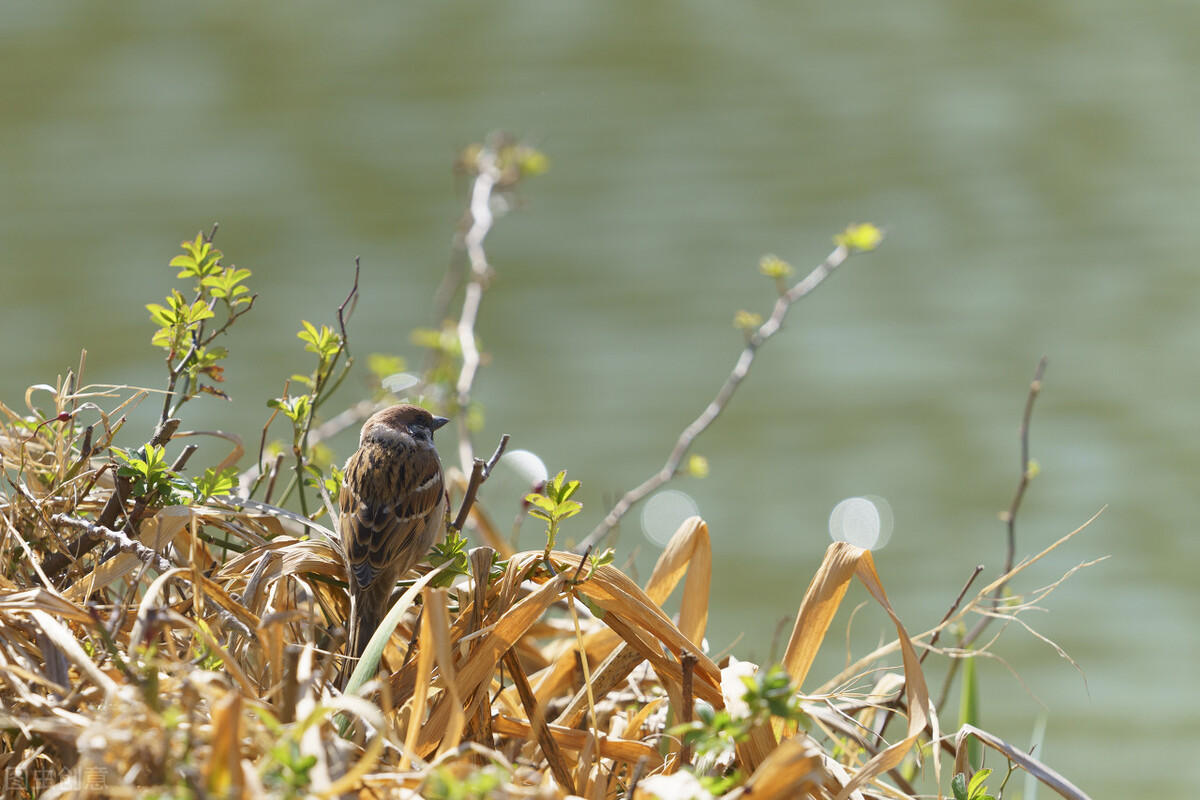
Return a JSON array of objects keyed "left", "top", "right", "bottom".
[
  {"left": 828, "top": 495, "right": 893, "bottom": 550},
  {"left": 641, "top": 490, "right": 700, "bottom": 547},
  {"left": 500, "top": 449, "right": 549, "bottom": 487}
]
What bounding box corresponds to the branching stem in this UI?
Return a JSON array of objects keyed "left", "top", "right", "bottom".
[{"left": 577, "top": 243, "right": 855, "bottom": 552}]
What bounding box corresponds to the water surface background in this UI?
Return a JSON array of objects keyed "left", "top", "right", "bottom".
[{"left": 3, "top": 4, "right": 1198, "bottom": 796}]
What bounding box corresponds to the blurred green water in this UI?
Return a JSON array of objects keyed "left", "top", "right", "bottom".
[{"left": 3, "top": 3, "right": 1199, "bottom": 796}]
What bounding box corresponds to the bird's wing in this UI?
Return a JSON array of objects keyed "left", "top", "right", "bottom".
[{"left": 339, "top": 442, "right": 445, "bottom": 591}]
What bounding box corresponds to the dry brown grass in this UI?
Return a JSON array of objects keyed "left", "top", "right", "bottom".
[{"left": 0, "top": 384, "right": 1095, "bottom": 800}]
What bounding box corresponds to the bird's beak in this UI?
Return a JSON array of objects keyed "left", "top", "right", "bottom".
[{"left": 430, "top": 416, "right": 450, "bottom": 432}]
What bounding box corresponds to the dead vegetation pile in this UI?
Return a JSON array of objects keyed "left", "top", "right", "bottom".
[
  {"left": 0, "top": 383, "right": 1093, "bottom": 799},
  {"left": 0, "top": 137, "right": 1096, "bottom": 799}
]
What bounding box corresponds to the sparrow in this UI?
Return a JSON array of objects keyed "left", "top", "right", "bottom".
[{"left": 339, "top": 403, "right": 449, "bottom": 664}]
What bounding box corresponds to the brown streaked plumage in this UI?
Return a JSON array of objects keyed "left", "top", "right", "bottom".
[{"left": 339, "top": 403, "right": 448, "bottom": 667}]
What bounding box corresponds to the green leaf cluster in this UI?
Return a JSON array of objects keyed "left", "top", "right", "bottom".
[
  {"left": 114, "top": 443, "right": 187, "bottom": 504},
  {"left": 951, "top": 769, "right": 996, "bottom": 800},
  {"left": 258, "top": 292, "right": 356, "bottom": 516},
  {"left": 145, "top": 230, "right": 256, "bottom": 421},
  {"left": 423, "top": 764, "right": 507, "bottom": 800},
  {"left": 525, "top": 470, "right": 582, "bottom": 556},
  {"left": 671, "top": 664, "right": 809, "bottom": 763},
  {"left": 170, "top": 232, "right": 253, "bottom": 306},
  {"left": 147, "top": 291, "right": 215, "bottom": 352}
]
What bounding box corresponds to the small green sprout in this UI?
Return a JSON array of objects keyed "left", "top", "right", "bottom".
[
  {"left": 733, "top": 310, "right": 763, "bottom": 332},
  {"left": 834, "top": 222, "right": 884, "bottom": 253},
  {"left": 146, "top": 290, "right": 216, "bottom": 353},
  {"left": 951, "top": 768, "right": 996, "bottom": 800},
  {"left": 526, "top": 470, "right": 582, "bottom": 561},
  {"left": 758, "top": 253, "right": 793, "bottom": 280},
  {"left": 114, "top": 442, "right": 188, "bottom": 504},
  {"left": 671, "top": 664, "right": 808, "bottom": 762}
]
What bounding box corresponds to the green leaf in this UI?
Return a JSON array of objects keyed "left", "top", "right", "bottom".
[
  {"left": 958, "top": 653, "right": 982, "bottom": 770},
  {"left": 554, "top": 500, "right": 582, "bottom": 520},
  {"left": 202, "top": 266, "right": 253, "bottom": 304},
  {"left": 968, "top": 768, "right": 993, "bottom": 798},
  {"left": 524, "top": 494, "right": 556, "bottom": 512},
  {"left": 171, "top": 232, "right": 224, "bottom": 280},
  {"left": 951, "top": 773, "right": 968, "bottom": 800}
]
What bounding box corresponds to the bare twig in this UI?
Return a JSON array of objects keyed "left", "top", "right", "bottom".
[
  {"left": 51, "top": 514, "right": 171, "bottom": 573},
  {"left": 679, "top": 650, "right": 697, "bottom": 768},
  {"left": 311, "top": 259, "right": 360, "bottom": 416},
  {"left": 577, "top": 242, "right": 861, "bottom": 552},
  {"left": 924, "top": 565, "right": 985, "bottom": 663},
  {"left": 452, "top": 434, "right": 511, "bottom": 532},
  {"left": 963, "top": 356, "right": 1048, "bottom": 650},
  {"left": 925, "top": 359, "right": 1049, "bottom": 717},
  {"left": 503, "top": 649, "right": 576, "bottom": 793},
  {"left": 44, "top": 416, "right": 180, "bottom": 579},
  {"left": 449, "top": 141, "right": 504, "bottom": 473}
]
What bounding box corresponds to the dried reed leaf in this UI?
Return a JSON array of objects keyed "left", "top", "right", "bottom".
[
  {"left": 28, "top": 609, "right": 116, "bottom": 697},
  {"left": 726, "top": 734, "right": 834, "bottom": 800},
  {"left": 505, "top": 648, "right": 576, "bottom": 793},
  {"left": 552, "top": 643, "right": 648, "bottom": 731},
  {"left": 427, "top": 587, "right": 467, "bottom": 758},
  {"left": 399, "top": 593, "right": 437, "bottom": 772},
  {"left": 601, "top": 609, "right": 720, "bottom": 708},
  {"left": 621, "top": 696, "right": 667, "bottom": 742},
  {"left": 217, "top": 535, "right": 343, "bottom": 585},
  {"left": 778, "top": 542, "right": 932, "bottom": 800},
  {"left": 344, "top": 560, "right": 454, "bottom": 697},
  {"left": 642, "top": 516, "right": 711, "bottom": 645},
  {"left": 782, "top": 542, "right": 857, "bottom": 690},
  {"left": 0, "top": 588, "right": 92, "bottom": 623},
  {"left": 952, "top": 724, "right": 1090, "bottom": 800},
  {"left": 411, "top": 573, "right": 569, "bottom": 758},
  {"left": 205, "top": 690, "right": 245, "bottom": 798},
  {"left": 817, "top": 509, "right": 1103, "bottom": 698},
  {"left": 542, "top": 552, "right": 721, "bottom": 692}
]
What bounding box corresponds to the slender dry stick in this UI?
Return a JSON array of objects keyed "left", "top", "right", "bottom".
[
  {"left": 451, "top": 143, "right": 502, "bottom": 473},
  {"left": 44, "top": 416, "right": 181, "bottom": 579},
  {"left": 503, "top": 649, "right": 577, "bottom": 794},
  {"left": 923, "top": 565, "right": 985, "bottom": 664},
  {"left": 577, "top": 242, "right": 859, "bottom": 552},
  {"left": 932, "top": 358, "right": 1048, "bottom": 715},
  {"left": 452, "top": 434, "right": 511, "bottom": 532},
  {"left": 963, "top": 356, "right": 1048, "bottom": 649},
  {"left": 678, "top": 650, "right": 697, "bottom": 768},
  {"left": 290, "top": 263, "right": 360, "bottom": 516},
  {"left": 50, "top": 515, "right": 171, "bottom": 573},
  {"left": 872, "top": 564, "right": 984, "bottom": 747}
]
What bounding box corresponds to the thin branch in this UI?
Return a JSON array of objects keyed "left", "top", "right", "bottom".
[
  {"left": 451, "top": 142, "right": 503, "bottom": 473},
  {"left": 51, "top": 515, "right": 171, "bottom": 573},
  {"left": 962, "top": 356, "right": 1048, "bottom": 650},
  {"left": 44, "top": 416, "right": 180, "bottom": 580},
  {"left": 289, "top": 263, "right": 360, "bottom": 516},
  {"left": 577, "top": 242, "right": 857, "bottom": 552},
  {"left": 452, "top": 434, "right": 511, "bottom": 532},
  {"left": 310, "top": 259, "right": 360, "bottom": 415}
]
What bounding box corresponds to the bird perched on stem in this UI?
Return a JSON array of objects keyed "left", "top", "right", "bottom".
[{"left": 339, "top": 403, "right": 449, "bottom": 666}]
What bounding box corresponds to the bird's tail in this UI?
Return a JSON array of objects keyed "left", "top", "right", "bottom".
[{"left": 342, "top": 594, "right": 384, "bottom": 687}]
